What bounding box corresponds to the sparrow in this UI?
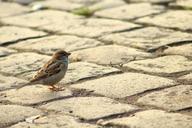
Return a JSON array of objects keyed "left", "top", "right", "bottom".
[{"left": 16, "top": 50, "right": 71, "bottom": 91}]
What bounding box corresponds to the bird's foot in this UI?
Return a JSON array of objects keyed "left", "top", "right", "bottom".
[{"left": 48, "top": 85, "right": 64, "bottom": 91}]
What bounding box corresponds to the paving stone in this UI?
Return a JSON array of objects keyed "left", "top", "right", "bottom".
[
  {"left": 68, "top": 0, "right": 100, "bottom": 5},
  {"left": 128, "top": 0, "right": 174, "bottom": 4},
  {"left": 178, "top": 73, "right": 192, "bottom": 84},
  {"left": 0, "top": 105, "right": 42, "bottom": 128},
  {"left": 41, "top": 18, "right": 140, "bottom": 38},
  {"left": 32, "top": 0, "right": 101, "bottom": 11},
  {"left": 137, "top": 85, "right": 192, "bottom": 111},
  {"left": 0, "top": 2, "right": 29, "bottom": 18},
  {"left": 172, "top": 0, "right": 192, "bottom": 9},
  {"left": 0, "top": 85, "right": 72, "bottom": 105},
  {"left": 10, "top": 114, "right": 101, "bottom": 128},
  {"left": 0, "top": 26, "right": 47, "bottom": 45},
  {"left": 0, "top": 52, "right": 50, "bottom": 76},
  {"left": 21, "top": 62, "right": 120, "bottom": 84},
  {"left": 63, "top": 62, "right": 120, "bottom": 84},
  {"left": 32, "top": 0, "right": 84, "bottom": 11},
  {"left": 99, "top": 27, "right": 192, "bottom": 50},
  {"left": 41, "top": 97, "right": 139, "bottom": 120},
  {"left": 32, "top": 0, "right": 125, "bottom": 11},
  {"left": 1, "top": 10, "right": 82, "bottom": 28},
  {"left": 95, "top": 3, "right": 164, "bottom": 20},
  {"left": 137, "top": 10, "right": 192, "bottom": 31},
  {"left": 72, "top": 73, "right": 176, "bottom": 98},
  {"left": 0, "top": 74, "right": 27, "bottom": 91},
  {"left": 0, "top": 47, "right": 16, "bottom": 57},
  {"left": 89, "top": 0, "right": 126, "bottom": 11},
  {"left": 70, "top": 45, "right": 152, "bottom": 65},
  {"left": 101, "top": 110, "right": 192, "bottom": 128},
  {"left": 124, "top": 55, "right": 192, "bottom": 76},
  {"left": 9, "top": 35, "right": 103, "bottom": 55},
  {"left": 163, "top": 43, "right": 192, "bottom": 58}
]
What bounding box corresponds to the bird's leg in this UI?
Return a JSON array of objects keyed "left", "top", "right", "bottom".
[{"left": 48, "top": 85, "right": 63, "bottom": 91}]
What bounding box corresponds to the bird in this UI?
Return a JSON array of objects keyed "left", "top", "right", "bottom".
[{"left": 16, "top": 50, "right": 71, "bottom": 91}]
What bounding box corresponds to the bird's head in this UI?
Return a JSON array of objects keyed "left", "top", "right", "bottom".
[{"left": 53, "top": 50, "right": 71, "bottom": 60}]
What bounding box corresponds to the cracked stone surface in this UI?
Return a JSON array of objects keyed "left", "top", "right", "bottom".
[
  {"left": 0, "top": 85, "right": 72, "bottom": 105},
  {"left": 124, "top": 55, "right": 192, "bottom": 76},
  {"left": 0, "top": 2, "right": 29, "bottom": 18},
  {"left": 10, "top": 114, "right": 101, "bottom": 128},
  {"left": 1, "top": 10, "right": 82, "bottom": 28},
  {"left": 163, "top": 43, "right": 192, "bottom": 58},
  {"left": 99, "top": 27, "right": 192, "bottom": 50},
  {"left": 101, "top": 110, "right": 192, "bottom": 128},
  {"left": 0, "top": 52, "right": 50, "bottom": 76},
  {"left": 137, "top": 10, "right": 192, "bottom": 31},
  {"left": 72, "top": 73, "right": 176, "bottom": 98},
  {"left": 70, "top": 45, "right": 152, "bottom": 65},
  {"left": 137, "top": 85, "right": 192, "bottom": 111},
  {"left": 0, "top": 47, "right": 17, "bottom": 57},
  {"left": 20, "top": 62, "right": 120, "bottom": 84},
  {"left": 41, "top": 97, "right": 139, "bottom": 120},
  {"left": 40, "top": 18, "right": 140, "bottom": 38},
  {"left": 178, "top": 73, "right": 192, "bottom": 84},
  {"left": 0, "top": 26, "right": 47, "bottom": 45},
  {"left": 0, "top": 105, "right": 42, "bottom": 128},
  {"left": 95, "top": 3, "right": 164, "bottom": 20},
  {"left": 9, "top": 35, "right": 103, "bottom": 55},
  {"left": 0, "top": 74, "right": 27, "bottom": 91}
]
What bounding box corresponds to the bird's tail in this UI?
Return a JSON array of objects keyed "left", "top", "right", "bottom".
[{"left": 16, "top": 82, "right": 33, "bottom": 90}]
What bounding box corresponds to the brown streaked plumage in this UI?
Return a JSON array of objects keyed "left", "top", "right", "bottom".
[{"left": 17, "top": 50, "right": 71, "bottom": 91}]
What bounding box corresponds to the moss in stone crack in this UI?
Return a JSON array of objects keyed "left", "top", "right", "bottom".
[{"left": 72, "top": 7, "right": 95, "bottom": 17}]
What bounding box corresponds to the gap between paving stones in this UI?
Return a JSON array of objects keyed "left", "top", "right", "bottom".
[
  {"left": 0, "top": 33, "right": 50, "bottom": 47},
  {"left": 95, "top": 9, "right": 167, "bottom": 22},
  {"left": 0, "top": 24, "right": 55, "bottom": 38},
  {"left": 115, "top": 86, "right": 179, "bottom": 110},
  {"left": 147, "top": 40, "right": 192, "bottom": 53},
  {"left": 134, "top": 19, "right": 192, "bottom": 33},
  {"left": 177, "top": 107, "right": 192, "bottom": 116},
  {"left": 79, "top": 109, "right": 142, "bottom": 125},
  {"left": 122, "top": 62, "right": 192, "bottom": 77}
]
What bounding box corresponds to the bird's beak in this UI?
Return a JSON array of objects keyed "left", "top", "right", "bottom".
[{"left": 67, "top": 52, "right": 71, "bottom": 56}]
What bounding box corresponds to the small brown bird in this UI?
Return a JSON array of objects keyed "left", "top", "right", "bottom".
[{"left": 17, "top": 50, "right": 71, "bottom": 91}]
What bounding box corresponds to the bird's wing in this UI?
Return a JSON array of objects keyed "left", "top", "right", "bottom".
[{"left": 30, "top": 59, "right": 62, "bottom": 83}]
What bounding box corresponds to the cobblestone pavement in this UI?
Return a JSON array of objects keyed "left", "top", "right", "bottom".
[{"left": 0, "top": 0, "right": 192, "bottom": 128}]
